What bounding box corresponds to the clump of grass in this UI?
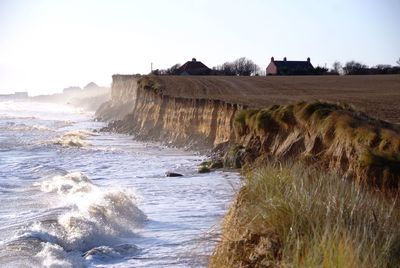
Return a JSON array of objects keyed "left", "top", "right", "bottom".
[
  {"left": 297, "top": 101, "right": 344, "bottom": 122},
  {"left": 255, "top": 109, "right": 280, "bottom": 134},
  {"left": 137, "top": 76, "right": 164, "bottom": 94},
  {"left": 359, "top": 150, "right": 400, "bottom": 188},
  {"left": 232, "top": 101, "right": 400, "bottom": 189},
  {"left": 210, "top": 163, "right": 400, "bottom": 267},
  {"left": 223, "top": 145, "right": 245, "bottom": 169},
  {"left": 233, "top": 109, "right": 258, "bottom": 136}
]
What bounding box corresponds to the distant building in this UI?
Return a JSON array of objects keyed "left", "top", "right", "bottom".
[
  {"left": 14, "top": 92, "right": 28, "bottom": 98},
  {"left": 0, "top": 92, "right": 28, "bottom": 99},
  {"left": 177, "top": 58, "right": 211, "bottom": 75},
  {"left": 83, "top": 82, "right": 99, "bottom": 90},
  {"left": 266, "top": 57, "right": 315, "bottom": 75},
  {"left": 63, "top": 87, "right": 82, "bottom": 94}
]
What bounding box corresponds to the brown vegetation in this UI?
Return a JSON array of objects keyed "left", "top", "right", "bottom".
[
  {"left": 210, "top": 164, "right": 400, "bottom": 268},
  {"left": 229, "top": 101, "right": 400, "bottom": 190}
]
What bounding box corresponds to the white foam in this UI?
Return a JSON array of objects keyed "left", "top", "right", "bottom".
[
  {"left": 53, "top": 130, "right": 97, "bottom": 147},
  {"left": 83, "top": 244, "right": 140, "bottom": 262},
  {"left": 36, "top": 242, "right": 84, "bottom": 268},
  {"left": 38, "top": 172, "right": 93, "bottom": 195},
  {"left": 2, "top": 122, "right": 53, "bottom": 132},
  {"left": 27, "top": 172, "right": 146, "bottom": 265}
]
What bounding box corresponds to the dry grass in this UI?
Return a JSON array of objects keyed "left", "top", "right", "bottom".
[
  {"left": 210, "top": 163, "right": 400, "bottom": 268},
  {"left": 137, "top": 75, "right": 164, "bottom": 94},
  {"left": 232, "top": 101, "right": 400, "bottom": 189}
]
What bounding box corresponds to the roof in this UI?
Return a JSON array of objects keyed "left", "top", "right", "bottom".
[
  {"left": 273, "top": 59, "right": 314, "bottom": 75},
  {"left": 178, "top": 58, "right": 211, "bottom": 75}
]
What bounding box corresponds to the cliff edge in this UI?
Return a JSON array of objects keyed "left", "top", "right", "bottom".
[{"left": 96, "top": 74, "right": 400, "bottom": 267}]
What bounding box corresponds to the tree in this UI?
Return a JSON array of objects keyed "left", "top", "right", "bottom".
[
  {"left": 332, "top": 61, "right": 343, "bottom": 74},
  {"left": 165, "top": 63, "right": 181, "bottom": 75},
  {"left": 314, "top": 66, "right": 329, "bottom": 75},
  {"left": 219, "top": 62, "right": 236, "bottom": 75},
  {"left": 216, "top": 57, "right": 260, "bottom": 76},
  {"left": 343, "top": 61, "right": 368, "bottom": 75},
  {"left": 397, "top": 58, "right": 400, "bottom": 66},
  {"left": 233, "top": 57, "right": 259, "bottom": 76},
  {"left": 151, "top": 69, "right": 160, "bottom": 75}
]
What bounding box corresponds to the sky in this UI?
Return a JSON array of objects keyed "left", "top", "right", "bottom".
[{"left": 0, "top": 0, "right": 399, "bottom": 95}]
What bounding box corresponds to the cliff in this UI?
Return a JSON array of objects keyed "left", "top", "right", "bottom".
[
  {"left": 96, "top": 75, "right": 139, "bottom": 121},
  {"left": 97, "top": 75, "right": 242, "bottom": 149},
  {"left": 96, "top": 74, "right": 400, "bottom": 148},
  {"left": 227, "top": 102, "right": 400, "bottom": 190},
  {"left": 96, "top": 74, "right": 400, "bottom": 267}
]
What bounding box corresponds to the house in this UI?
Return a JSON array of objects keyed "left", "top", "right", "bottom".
[
  {"left": 266, "top": 57, "right": 315, "bottom": 75},
  {"left": 177, "top": 58, "right": 211, "bottom": 75}
]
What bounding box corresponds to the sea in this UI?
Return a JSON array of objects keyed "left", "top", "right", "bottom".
[{"left": 0, "top": 100, "right": 241, "bottom": 268}]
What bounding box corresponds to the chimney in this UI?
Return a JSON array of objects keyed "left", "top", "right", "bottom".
[
  {"left": 271, "top": 56, "right": 274, "bottom": 62},
  {"left": 283, "top": 57, "right": 287, "bottom": 62},
  {"left": 192, "top": 58, "right": 196, "bottom": 62},
  {"left": 307, "top": 57, "right": 310, "bottom": 62}
]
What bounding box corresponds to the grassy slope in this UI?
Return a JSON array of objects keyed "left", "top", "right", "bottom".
[
  {"left": 231, "top": 101, "right": 400, "bottom": 190},
  {"left": 210, "top": 164, "right": 400, "bottom": 268},
  {"left": 211, "top": 101, "right": 400, "bottom": 267}
]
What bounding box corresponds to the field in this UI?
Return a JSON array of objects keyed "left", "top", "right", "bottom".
[{"left": 153, "top": 75, "right": 400, "bottom": 123}]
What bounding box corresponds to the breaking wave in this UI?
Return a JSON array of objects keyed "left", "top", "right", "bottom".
[
  {"left": 1, "top": 122, "right": 53, "bottom": 132},
  {"left": 6, "top": 172, "right": 146, "bottom": 267},
  {"left": 54, "top": 130, "right": 97, "bottom": 147}
]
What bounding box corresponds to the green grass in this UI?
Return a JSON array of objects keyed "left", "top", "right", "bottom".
[{"left": 210, "top": 163, "right": 400, "bottom": 267}]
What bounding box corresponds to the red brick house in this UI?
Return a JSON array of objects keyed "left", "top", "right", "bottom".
[
  {"left": 178, "top": 58, "right": 211, "bottom": 75},
  {"left": 266, "top": 57, "right": 314, "bottom": 75}
]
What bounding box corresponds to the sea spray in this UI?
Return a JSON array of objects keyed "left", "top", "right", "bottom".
[
  {"left": 1, "top": 122, "right": 53, "bottom": 132},
  {"left": 20, "top": 172, "right": 147, "bottom": 265},
  {"left": 53, "top": 130, "right": 97, "bottom": 147},
  {"left": 0, "top": 100, "right": 240, "bottom": 267}
]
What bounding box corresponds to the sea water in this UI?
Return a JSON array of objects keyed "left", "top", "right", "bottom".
[{"left": 0, "top": 100, "right": 241, "bottom": 267}]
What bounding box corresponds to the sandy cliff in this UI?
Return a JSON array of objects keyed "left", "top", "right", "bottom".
[
  {"left": 96, "top": 75, "right": 139, "bottom": 121},
  {"left": 96, "top": 74, "right": 400, "bottom": 147},
  {"left": 97, "top": 74, "right": 400, "bottom": 266},
  {"left": 97, "top": 75, "right": 241, "bottom": 149},
  {"left": 97, "top": 75, "right": 400, "bottom": 187}
]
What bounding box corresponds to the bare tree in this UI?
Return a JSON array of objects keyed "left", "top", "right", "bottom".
[
  {"left": 343, "top": 61, "right": 368, "bottom": 75},
  {"left": 233, "top": 57, "right": 258, "bottom": 76},
  {"left": 215, "top": 57, "right": 260, "bottom": 76},
  {"left": 397, "top": 57, "right": 400, "bottom": 66},
  {"left": 332, "top": 61, "right": 343, "bottom": 74}
]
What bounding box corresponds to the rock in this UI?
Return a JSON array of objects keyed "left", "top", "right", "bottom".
[
  {"left": 165, "top": 172, "right": 183, "bottom": 177},
  {"left": 209, "top": 159, "right": 224, "bottom": 169},
  {"left": 198, "top": 166, "right": 211, "bottom": 173},
  {"left": 200, "top": 161, "right": 211, "bottom": 167},
  {"left": 223, "top": 145, "right": 245, "bottom": 169}
]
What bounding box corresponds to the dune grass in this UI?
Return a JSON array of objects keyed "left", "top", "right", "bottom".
[
  {"left": 210, "top": 163, "right": 400, "bottom": 267},
  {"left": 232, "top": 101, "right": 400, "bottom": 189}
]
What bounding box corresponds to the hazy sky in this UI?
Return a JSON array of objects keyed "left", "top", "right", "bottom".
[{"left": 0, "top": 0, "right": 399, "bottom": 95}]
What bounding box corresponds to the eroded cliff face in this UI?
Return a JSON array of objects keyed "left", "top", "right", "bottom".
[
  {"left": 98, "top": 75, "right": 241, "bottom": 150},
  {"left": 227, "top": 102, "right": 400, "bottom": 190},
  {"left": 95, "top": 75, "right": 139, "bottom": 121},
  {"left": 97, "top": 76, "right": 400, "bottom": 189}
]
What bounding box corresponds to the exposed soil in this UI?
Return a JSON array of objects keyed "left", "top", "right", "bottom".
[{"left": 152, "top": 75, "right": 400, "bottom": 124}]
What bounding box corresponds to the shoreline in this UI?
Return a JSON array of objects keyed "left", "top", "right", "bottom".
[{"left": 96, "top": 74, "right": 400, "bottom": 267}]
